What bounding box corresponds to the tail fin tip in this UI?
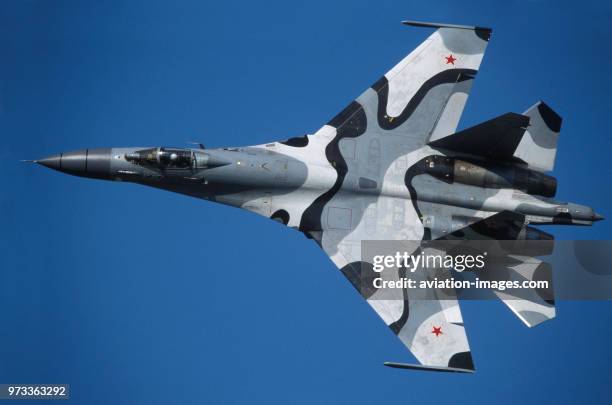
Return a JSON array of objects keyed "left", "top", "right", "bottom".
[{"left": 536, "top": 101, "right": 562, "bottom": 133}]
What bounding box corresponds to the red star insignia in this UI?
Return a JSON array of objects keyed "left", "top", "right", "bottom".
[
  {"left": 431, "top": 326, "right": 443, "bottom": 337},
  {"left": 445, "top": 54, "right": 456, "bottom": 65}
]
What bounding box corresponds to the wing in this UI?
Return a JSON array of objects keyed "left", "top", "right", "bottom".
[
  {"left": 264, "top": 21, "right": 491, "bottom": 234},
  {"left": 308, "top": 194, "right": 476, "bottom": 372},
  {"left": 295, "top": 21, "right": 491, "bottom": 372},
  {"left": 314, "top": 20, "right": 491, "bottom": 148}
]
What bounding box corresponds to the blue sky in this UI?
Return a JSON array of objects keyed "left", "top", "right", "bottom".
[{"left": 1, "top": 1, "right": 611, "bottom": 404}]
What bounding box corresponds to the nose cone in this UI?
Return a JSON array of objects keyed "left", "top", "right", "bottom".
[
  {"left": 36, "top": 148, "right": 112, "bottom": 180},
  {"left": 37, "top": 154, "right": 62, "bottom": 170},
  {"left": 593, "top": 212, "right": 605, "bottom": 222}
]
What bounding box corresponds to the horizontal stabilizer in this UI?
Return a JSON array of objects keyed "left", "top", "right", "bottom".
[
  {"left": 445, "top": 211, "right": 556, "bottom": 327},
  {"left": 492, "top": 259, "right": 556, "bottom": 327},
  {"left": 428, "top": 112, "right": 529, "bottom": 161},
  {"left": 513, "top": 101, "right": 562, "bottom": 172},
  {"left": 384, "top": 362, "right": 475, "bottom": 373}
]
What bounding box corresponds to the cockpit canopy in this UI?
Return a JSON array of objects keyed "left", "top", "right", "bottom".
[{"left": 125, "top": 147, "right": 194, "bottom": 169}]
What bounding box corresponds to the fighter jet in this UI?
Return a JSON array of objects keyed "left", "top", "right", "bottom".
[{"left": 33, "top": 21, "right": 603, "bottom": 373}]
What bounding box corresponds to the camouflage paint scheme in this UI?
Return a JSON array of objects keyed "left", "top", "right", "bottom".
[{"left": 35, "top": 21, "right": 603, "bottom": 373}]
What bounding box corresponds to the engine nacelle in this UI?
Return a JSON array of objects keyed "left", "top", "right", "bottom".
[{"left": 424, "top": 156, "right": 557, "bottom": 197}]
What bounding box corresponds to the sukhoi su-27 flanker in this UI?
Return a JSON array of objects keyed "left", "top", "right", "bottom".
[{"left": 33, "top": 21, "right": 603, "bottom": 373}]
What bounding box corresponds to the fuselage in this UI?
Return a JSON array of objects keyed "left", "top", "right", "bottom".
[{"left": 36, "top": 143, "right": 602, "bottom": 235}]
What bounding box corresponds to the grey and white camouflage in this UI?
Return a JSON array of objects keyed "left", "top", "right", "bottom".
[{"left": 34, "top": 21, "right": 603, "bottom": 373}]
